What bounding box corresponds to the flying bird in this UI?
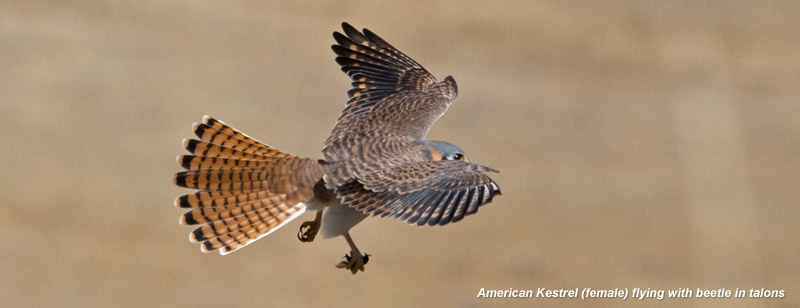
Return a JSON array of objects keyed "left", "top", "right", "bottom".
[{"left": 173, "top": 22, "right": 501, "bottom": 274}]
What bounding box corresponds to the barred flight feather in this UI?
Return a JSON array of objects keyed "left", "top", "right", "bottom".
[
  {"left": 335, "top": 176, "right": 500, "bottom": 226},
  {"left": 324, "top": 22, "right": 459, "bottom": 148}
]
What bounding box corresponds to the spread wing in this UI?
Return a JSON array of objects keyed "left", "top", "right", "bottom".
[
  {"left": 324, "top": 22, "right": 458, "bottom": 151},
  {"left": 334, "top": 160, "right": 501, "bottom": 226}
]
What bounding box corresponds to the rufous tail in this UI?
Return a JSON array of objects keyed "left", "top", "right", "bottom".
[{"left": 173, "top": 116, "right": 327, "bottom": 255}]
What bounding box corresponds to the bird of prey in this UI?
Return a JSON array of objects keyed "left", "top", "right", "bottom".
[{"left": 173, "top": 22, "right": 501, "bottom": 274}]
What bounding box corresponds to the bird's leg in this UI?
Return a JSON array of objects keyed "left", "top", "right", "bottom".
[
  {"left": 335, "top": 232, "right": 370, "bottom": 274},
  {"left": 297, "top": 210, "right": 323, "bottom": 242}
]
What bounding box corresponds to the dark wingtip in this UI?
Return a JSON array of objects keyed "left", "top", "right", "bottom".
[
  {"left": 332, "top": 32, "right": 348, "bottom": 52},
  {"left": 493, "top": 185, "right": 502, "bottom": 196},
  {"left": 445, "top": 75, "right": 457, "bottom": 92},
  {"left": 341, "top": 22, "right": 357, "bottom": 34}
]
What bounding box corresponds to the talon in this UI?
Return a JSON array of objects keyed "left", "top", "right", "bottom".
[
  {"left": 297, "top": 220, "right": 319, "bottom": 242},
  {"left": 337, "top": 233, "right": 367, "bottom": 274},
  {"left": 336, "top": 250, "right": 368, "bottom": 274}
]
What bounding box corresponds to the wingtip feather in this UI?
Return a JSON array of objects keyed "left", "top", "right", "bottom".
[{"left": 341, "top": 21, "right": 355, "bottom": 32}]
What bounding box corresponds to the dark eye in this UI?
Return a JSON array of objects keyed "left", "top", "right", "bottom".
[{"left": 452, "top": 153, "right": 465, "bottom": 161}]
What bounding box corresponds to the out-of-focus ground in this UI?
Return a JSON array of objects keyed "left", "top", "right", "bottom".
[{"left": 1, "top": 1, "right": 798, "bottom": 307}]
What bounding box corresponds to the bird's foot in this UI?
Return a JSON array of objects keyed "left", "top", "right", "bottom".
[
  {"left": 297, "top": 220, "right": 320, "bottom": 242},
  {"left": 335, "top": 250, "right": 370, "bottom": 275}
]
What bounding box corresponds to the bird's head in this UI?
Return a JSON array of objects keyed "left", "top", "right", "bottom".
[{"left": 417, "top": 140, "right": 467, "bottom": 162}]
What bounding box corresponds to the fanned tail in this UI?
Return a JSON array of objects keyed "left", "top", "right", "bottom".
[{"left": 173, "top": 116, "right": 328, "bottom": 255}]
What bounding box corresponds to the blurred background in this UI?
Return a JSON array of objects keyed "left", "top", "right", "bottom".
[{"left": 1, "top": 1, "right": 798, "bottom": 307}]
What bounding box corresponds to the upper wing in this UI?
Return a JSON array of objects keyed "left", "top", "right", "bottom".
[
  {"left": 324, "top": 22, "right": 458, "bottom": 150},
  {"left": 334, "top": 160, "right": 501, "bottom": 226}
]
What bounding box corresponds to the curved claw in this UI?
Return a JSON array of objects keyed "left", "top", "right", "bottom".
[
  {"left": 297, "top": 221, "right": 319, "bottom": 242},
  {"left": 335, "top": 251, "right": 370, "bottom": 274}
]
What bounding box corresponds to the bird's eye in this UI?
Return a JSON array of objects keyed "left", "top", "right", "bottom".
[{"left": 451, "top": 153, "right": 465, "bottom": 161}]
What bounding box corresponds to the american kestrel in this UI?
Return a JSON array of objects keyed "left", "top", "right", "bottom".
[{"left": 173, "top": 22, "right": 501, "bottom": 274}]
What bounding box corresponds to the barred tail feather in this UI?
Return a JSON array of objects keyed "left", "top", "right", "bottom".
[
  {"left": 179, "top": 194, "right": 288, "bottom": 225},
  {"left": 192, "top": 203, "right": 307, "bottom": 255},
  {"left": 175, "top": 190, "right": 274, "bottom": 209},
  {"left": 193, "top": 116, "right": 296, "bottom": 158},
  {"left": 174, "top": 116, "right": 328, "bottom": 255},
  {"left": 178, "top": 155, "right": 280, "bottom": 170}
]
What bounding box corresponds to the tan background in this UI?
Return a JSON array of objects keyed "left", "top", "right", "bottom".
[{"left": 1, "top": 1, "right": 798, "bottom": 307}]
